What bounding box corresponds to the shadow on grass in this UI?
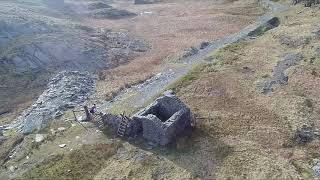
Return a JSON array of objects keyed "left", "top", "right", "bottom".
[{"left": 122, "top": 126, "right": 234, "bottom": 179}]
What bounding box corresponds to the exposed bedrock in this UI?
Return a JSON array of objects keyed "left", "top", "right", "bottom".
[{"left": 257, "top": 52, "right": 303, "bottom": 93}]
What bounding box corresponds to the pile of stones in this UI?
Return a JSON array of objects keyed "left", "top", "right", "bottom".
[{"left": 12, "top": 71, "right": 95, "bottom": 134}]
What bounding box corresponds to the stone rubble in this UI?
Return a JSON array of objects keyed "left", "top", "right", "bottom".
[{"left": 11, "top": 71, "right": 95, "bottom": 134}]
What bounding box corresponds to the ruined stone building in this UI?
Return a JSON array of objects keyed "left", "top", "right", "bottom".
[{"left": 101, "top": 92, "right": 192, "bottom": 145}]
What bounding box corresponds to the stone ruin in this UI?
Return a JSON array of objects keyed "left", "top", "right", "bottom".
[{"left": 101, "top": 92, "right": 192, "bottom": 145}]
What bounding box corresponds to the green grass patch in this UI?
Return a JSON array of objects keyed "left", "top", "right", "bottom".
[
  {"left": 0, "top": 134, "right": 24, "bottom": 164},
  {"left": 16, "top": 143, "right": 120, "bottom": 180},
  {"left": 167, "top": 62, "right": 208, "bottom": 93}
]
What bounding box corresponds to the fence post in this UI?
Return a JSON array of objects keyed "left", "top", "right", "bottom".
[{"left": 84, "top": 106, "right": 92, "bottom": 121}]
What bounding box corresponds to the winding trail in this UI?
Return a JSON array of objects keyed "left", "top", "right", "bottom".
[{"left": 99, "top": 0, "right": 288, "bottom": 113}]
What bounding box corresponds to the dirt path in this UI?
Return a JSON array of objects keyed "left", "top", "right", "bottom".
[{"left": 99, "top": 0, "right": 288, "bottom": 114}]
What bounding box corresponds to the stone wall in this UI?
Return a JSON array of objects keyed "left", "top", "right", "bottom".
[
  {"left": 101, "top": 113, "right": 122, "bottom": 129},
  {"left": 131, "top": 94, "right": 191, "bottom": 145}
]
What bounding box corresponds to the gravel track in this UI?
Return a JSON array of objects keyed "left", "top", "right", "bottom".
[{"left": 100, "top": 0, "right": 288, "bottom": 112}]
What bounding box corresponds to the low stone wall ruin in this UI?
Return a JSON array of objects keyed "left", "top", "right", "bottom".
[{"left": 100, "top": 92, "right": 191, "bottom": 145}]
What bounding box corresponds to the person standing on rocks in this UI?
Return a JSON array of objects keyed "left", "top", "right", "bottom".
[{"left": 90, "top": 104, "right": 97, "bottom": 115}]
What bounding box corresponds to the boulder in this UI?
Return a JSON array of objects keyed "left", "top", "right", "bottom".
[
  {"left": 200, "top": 42, "right": 210, "bottom": 49},
  {"left": 35, "top": 134, "right": 45, "bottom": 143}
]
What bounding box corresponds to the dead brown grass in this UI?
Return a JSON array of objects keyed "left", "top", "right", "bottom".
[
  {"left": 88, "top": 0, "right": 265, "bottom": 101},
  {"left": 169, "top": 5, "right": 320, "bottom": 179}
]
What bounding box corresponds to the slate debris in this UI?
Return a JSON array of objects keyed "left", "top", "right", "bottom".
[{"left": 12, "top": 71, "right": 95, "bottom": 134}]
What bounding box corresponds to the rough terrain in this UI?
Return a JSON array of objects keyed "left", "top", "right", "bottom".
[
  {"left": 0, "top": 0, "right": 149, "bottom": 123},
  {"left": 2, "top": 0, "right": 320, "bottom": 180}
]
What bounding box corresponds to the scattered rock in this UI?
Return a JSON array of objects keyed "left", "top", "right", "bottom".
[
  {"left": 183, "top": 47, "right": 199, "bottom": 58},
  {"left": 50, "top": 129, "right": 56, "bottom": 135},
  {"left": 146, "top": 141, "right": 157, "bottom": 150},
  {"left": 57, "top": 127, "right": 66, "bottom": 133},
  {"left": 242, "top": 66, "right": 255, "bottom": 74},
  {"left": 35, "top": 134, "right": 45, "bottom": 143},
  {"left": 304, "top": 0, "right": 319, "bottom": 6},
  {"left": 200, "top": 42, "right": 210, "bottom": 49},
  {"left": 280, "top": 36, "right": 310, "bottom": 48},
  {"left": 163, "top": 90, "right": 174, "bottom": 96},
  {"left": 316, "top": 46, "right": 320, "bottom": 56},
  {"left": 313, "top": 30, "right": 320, "bottom": 37},
  {"left": 294, "top": 125, "right": 315, "bottom": 145},
  {"left": 313, "top": 159, "right": 320, "bottom": 179},
  {"left": 0, "top": 136, "right": 6, "bottom": 145},
  {"left": 59, "top": 144, "right": 67, "bottom": 148},
  {"left": 9, "top": 166, "right": 15, "bottom": 173},
  {"left": 116, "top": 147, "right": 128, "bottom": 159},
  {"left": 133, "top": 152, "right": 148, "bottom": 164}
]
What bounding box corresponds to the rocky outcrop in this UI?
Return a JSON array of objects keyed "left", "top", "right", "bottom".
[
  {"left": 11, "top": 71, "right": 95, "bottom": 134},
  {"left": 280, "top": 36, "right": 311, "bottom": 48},
  {"left": 257, "top": 53, "right": 303, "bottom": 93}
]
